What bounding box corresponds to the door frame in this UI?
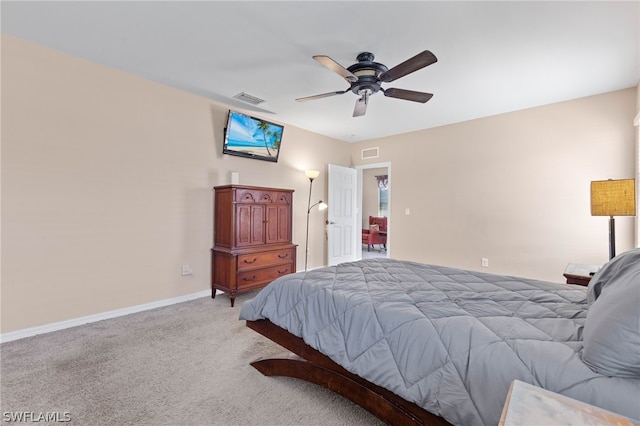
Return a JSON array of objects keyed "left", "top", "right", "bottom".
[{"left": 355, "top": 162, "right": 392, "bottom": 259}]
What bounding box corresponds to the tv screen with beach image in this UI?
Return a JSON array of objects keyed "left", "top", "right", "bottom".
[{"left": 223, "top": 110, "right": 284, "bottom": 162}]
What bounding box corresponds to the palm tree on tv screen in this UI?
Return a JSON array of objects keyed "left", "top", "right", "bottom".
[
  {"left": 272, "top": 129, "right": 282, "bottom": 151},
  {"left": 257, "top": 120, "right": 273, "bottom": 156}
]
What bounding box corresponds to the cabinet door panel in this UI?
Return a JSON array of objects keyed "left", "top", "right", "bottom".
[
  {"left": 249, "top": 205, "right": 265, "bottom": 245},
  {"left": 265, "top": 205, "right": 291, "bottom": 244},
  {"left": 236, "top": 205, "right": 252, "bottom": 246},
  {"left": 264, "top": 205, "right": 279, "bottom": 244},
  {"left": 277, "top": 205, "right": 291, "bottom": 242},
  {"left": 236, "top": 205, "right": 265, "bottom": 247}
]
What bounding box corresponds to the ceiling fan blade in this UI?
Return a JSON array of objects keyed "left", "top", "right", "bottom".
[
  {"left": 353, "top": 93, "right": 368, "bottom": 117},
  {"left": 313, "top": 55, "right": 358, "bottom": 83},
  {"left": 296, "top": 90, "right": 348, "bottom": 102},
  {"left": 383, "top": 88, "right": 433, "bottom": 103},
  {"left": 379, "top": 50, "right": 437, "bottom": 83}
]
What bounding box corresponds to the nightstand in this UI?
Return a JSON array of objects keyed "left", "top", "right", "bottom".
[{"left": 563, "top": 263, "right": 599, "bottom": 287}]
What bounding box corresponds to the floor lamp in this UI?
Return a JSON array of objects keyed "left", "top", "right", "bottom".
[
  {"left": 591, "top": 178, "right": 636, "bottom": 260},
  {"left": 305, "top": 170, "right": 328, "bottom": 271}
]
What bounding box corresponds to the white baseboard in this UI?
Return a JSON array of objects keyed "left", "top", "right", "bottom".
[{"left": 0, "top": 290, "right": 211, "bottom": 344}]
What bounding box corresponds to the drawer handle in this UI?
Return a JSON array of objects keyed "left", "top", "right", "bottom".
[
  {"left": 243, "top": 275, "right": 257, "bottom": 282},
  {"left": 277, "top": 269, "right": 288, "bottom": 274},
  {"left": 278, "top": 253, "right": 289, "bottom": 259},
  {"left": 243, "top": 257, "right": 258, "bottom": 264}
]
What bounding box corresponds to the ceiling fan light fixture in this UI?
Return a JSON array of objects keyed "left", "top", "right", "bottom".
[{"left": 354, "top": 69, "right": 377, "bottom": 77}]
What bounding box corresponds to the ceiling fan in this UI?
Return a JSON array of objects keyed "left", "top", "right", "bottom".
[{"left": 296, "top": 50, "right": 437, "bottom": 117}]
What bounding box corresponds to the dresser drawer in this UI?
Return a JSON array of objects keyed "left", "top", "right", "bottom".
[
  {"left": 236, "top": 189, "right": 291, "bottom": 205},
  {"left": 238, "top": 249, "right": 295, "bottom": 270},
  {"left": 237, "top": 263, "right": 293, "bottom": 288}
]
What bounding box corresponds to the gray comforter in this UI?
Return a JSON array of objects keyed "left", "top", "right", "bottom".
[{"left": 239, "top": 258, "right": 640, "bottom": 425}]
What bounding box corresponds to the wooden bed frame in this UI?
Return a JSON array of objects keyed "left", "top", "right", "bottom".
[{"left": 246, "top": 319, "right": 452, "bottom": 426}]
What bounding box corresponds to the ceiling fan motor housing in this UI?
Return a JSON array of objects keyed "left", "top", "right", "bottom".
[{"left": 347, "top": 52, "right": 388, "bottom": 96}]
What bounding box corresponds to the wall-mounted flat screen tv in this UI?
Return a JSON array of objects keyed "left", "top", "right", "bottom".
[{"left": 222, "top": 110, "right": 284, "bottom": 162}]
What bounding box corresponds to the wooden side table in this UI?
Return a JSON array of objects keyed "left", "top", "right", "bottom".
[
  {"left": 563, "top": 263, "right": 599, "bottom": 286},
  {"left": 563, "top": 273, "right": 592, "bottom": 286}
]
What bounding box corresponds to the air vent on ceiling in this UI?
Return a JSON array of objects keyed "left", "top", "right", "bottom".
[
  {"left": 233, "top": 92, "right": 265, "bottom": 105},
  {"left": 361, "top": 147, "right": 379, "bottom": 160}
]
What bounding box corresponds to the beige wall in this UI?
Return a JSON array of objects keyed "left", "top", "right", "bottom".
[
  {"left": 352, "top": 88, "right": 637, "bottom": 282},
  {"left": 1, "top": 36, "right": 350, "bottom": 333}
]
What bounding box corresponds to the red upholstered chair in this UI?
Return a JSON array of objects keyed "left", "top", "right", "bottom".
[{"left": 362, "top": 216, "right": 388, "bottom": 252}]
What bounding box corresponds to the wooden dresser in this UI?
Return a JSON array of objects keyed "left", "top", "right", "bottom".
[{"left": 211, "top": 185, "right": 297, "bottom": 306}]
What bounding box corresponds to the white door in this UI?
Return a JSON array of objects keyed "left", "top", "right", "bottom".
[{"left": 327, "top": 164, "right": 358, "bottom": 266}]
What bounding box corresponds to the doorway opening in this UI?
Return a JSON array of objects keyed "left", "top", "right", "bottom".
[{"left": 356, "top": 162, "right": 391, "bottom": 260}]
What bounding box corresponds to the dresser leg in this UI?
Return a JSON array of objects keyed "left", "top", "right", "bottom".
[
  {"left": 211, "top": 289, "right": 216, "bottom": 299},
  {"left": 230, "top": 296, "right": 236, "bottom": 307}
]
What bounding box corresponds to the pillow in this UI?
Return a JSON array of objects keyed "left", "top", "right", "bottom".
[
  {"left": 369, "top": 224, "right": 379, "bottom": 231},
  {"left": 587, "top": 248, "right": 640, "bottom": 305},
  {"left": 582, "top": 249, "right": 640, "bottom": 377}
]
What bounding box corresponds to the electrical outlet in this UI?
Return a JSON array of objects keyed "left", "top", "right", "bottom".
[
  {"left": 181, "top": 264, "right": 193, "bottom": 276},
  {"left": 405, "top": 208, "right": 410, "bottom": 215},
  {"left": 481, "top": 258, "right": 489, "bottom": 268}
]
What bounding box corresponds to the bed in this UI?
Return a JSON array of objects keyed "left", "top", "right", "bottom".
[{"left": 239, "top": 250, "right": 640, "bottom": 425}]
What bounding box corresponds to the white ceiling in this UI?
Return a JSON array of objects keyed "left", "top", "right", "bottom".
[{"left": 2, "top": 1, "right": 639, "bottom": 142}]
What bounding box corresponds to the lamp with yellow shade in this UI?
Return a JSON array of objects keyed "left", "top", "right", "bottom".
[{"left": 590, "top": 178, "right": 636, "bottom": 260}]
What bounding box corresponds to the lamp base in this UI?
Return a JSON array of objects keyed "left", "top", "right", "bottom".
[{"left": 608, "top": 216, "right": 616, "bottom": 260}]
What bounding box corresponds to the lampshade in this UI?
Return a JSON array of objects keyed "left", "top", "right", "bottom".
[
  {"left": 591, "top": 179, "right": 636, "bottom": 217},
  {"left": 305, "top": 170, "right": 320, "bottom": 180},
  {"left": 318, "top": 202, "right": 328, "bottom": 211}
]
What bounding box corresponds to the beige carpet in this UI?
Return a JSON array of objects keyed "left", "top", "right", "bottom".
[{"left": 0, "top": 292, "right": 383, "bottom": 425}]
